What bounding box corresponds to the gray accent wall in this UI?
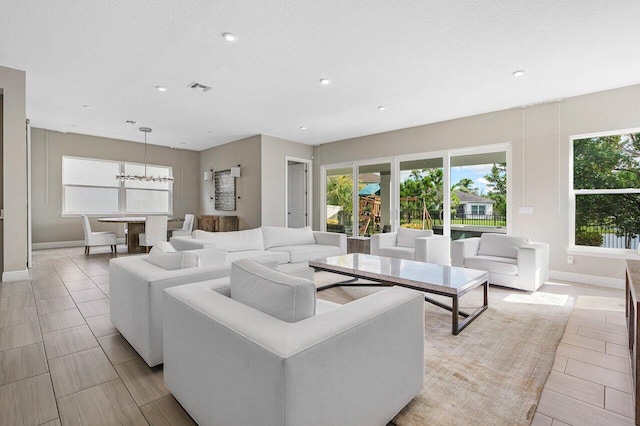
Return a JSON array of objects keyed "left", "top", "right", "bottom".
[
  {"left": 261, "top": 135, "right": 313, "bottom": 227},
  {"left": 316, "top": 84, "right": 640, "bottom": 283},
  {"left": 30, "top": 128, "right": 199, "bottom": 243},
  {"left": 199, "top": 135, "right": 262, "bottom": 230}
]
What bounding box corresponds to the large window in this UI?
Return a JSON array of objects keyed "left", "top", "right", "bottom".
[
  {"left": 62, "top": 156, "right": 172, "bottom": 215},
  {"left": 571, "top": 130, "right": 640, "bottom": 250}
]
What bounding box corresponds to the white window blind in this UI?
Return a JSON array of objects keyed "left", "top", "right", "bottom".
[{"left": 62, "top": 156, "right": 173, "bottom": 215}]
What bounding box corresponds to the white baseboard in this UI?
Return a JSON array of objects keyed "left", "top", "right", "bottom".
[
  {"left": 33, "top": 238, "right": 126, "bottom": 250},
  {"left": 549, "top": 270, "right": 624, "bottom": 290},
  {"left": 2, "top": 269, "right": 30, "bottom": 282}
]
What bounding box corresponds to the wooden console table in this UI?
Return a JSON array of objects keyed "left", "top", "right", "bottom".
[
  {"left": 197, "top": 215, "right": 239, "bottom": 232},
  {"left": 625, "top": 259, "right": 640, "bottom": 425}
]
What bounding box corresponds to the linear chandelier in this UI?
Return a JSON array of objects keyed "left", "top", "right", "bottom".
[{"left": 115, "top": 127, "right": 174, "bottom": 183}]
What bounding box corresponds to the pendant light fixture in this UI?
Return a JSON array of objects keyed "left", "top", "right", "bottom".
[{"left": 115, "top": 127, "right": 174, "bottom": 183}]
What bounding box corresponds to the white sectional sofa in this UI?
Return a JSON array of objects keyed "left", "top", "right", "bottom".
[
  {"left": 170, "top": 225, "right": 346, "bottom": 263},
  {"left": 110, "top": 226, "right": 346, "bottom": 366}
]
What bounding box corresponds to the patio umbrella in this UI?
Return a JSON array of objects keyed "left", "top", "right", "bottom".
[{"left": 358, "top": 183, "right": 380, "bottom": 195}]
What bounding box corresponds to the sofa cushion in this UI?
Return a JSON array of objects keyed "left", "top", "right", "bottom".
[
  {"left": 227, "top": 250, "right": 290, "bottom": 264},
  {"left": 464, "top": 255, "right": 518, "bottom": 275},
  {"left": 193, "top": 228, "right": 264, "bottom": 252},
  {"left": 155, "top": 241, "right": 177, "bottom": 252},
  {"left": 261, "top": 226, "right": 316, "bottom": 249},
  {"left": 378, "top": 246, "right": 415, "bottom": 261},
  {"left": 477, "top": 234, "right": 529, "bottom": 259},
  {"left": 146, "top": 247, "right": 200, "bottom": 270},
  {"left": 267, "top": 244, "right": 340, "bottom": 263},
  {"left": 396, "top": 228, "right": 434, "bottom": 248},
  {"left": 189, "top": 248, "right": 228, "bottom": 266},
  {"left": 230, "top": 258, "right": 316, "bottom": 323}
]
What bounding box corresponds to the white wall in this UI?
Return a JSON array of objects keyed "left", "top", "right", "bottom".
[
  {"left": 30, "top": 128, "right": 199, "bottom": 243},
  {"left": 199, "top": 135, "right": 262, "bottom": 230},
  {"left": 0, "top": 65, "right": 27, "bottom": 279},
  {"left": 261, "top": 135, "right": 313, "bottom": 227},
  {"left": 316, "top": 84, "right": 640, "bottom": 282}
]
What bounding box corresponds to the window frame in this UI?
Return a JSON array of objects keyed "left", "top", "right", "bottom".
[
  {"left": 568, "top": 128, "right": 640, "bottom": 254},
  {"left": 61, "top": 155, "right": 173, "bottom": 216}
]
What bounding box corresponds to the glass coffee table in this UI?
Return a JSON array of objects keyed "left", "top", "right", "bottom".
[{"left": 309, "top": 253, "right": 489, "bottom": 335}]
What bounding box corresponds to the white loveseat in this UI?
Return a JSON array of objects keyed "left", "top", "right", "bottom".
[
  {"left": 170, "top": 225, "right": 346, "bottom": 263},
  {"left": 451, "top": 233, "right": 549, "bottom": 292},
  {"left": 163, "top": 259, "right": 425, "bottom": 426},
  {"left": 371, "top": 228, "right": 451, "bottom": 265}
]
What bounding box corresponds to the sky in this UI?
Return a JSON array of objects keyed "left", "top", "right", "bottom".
[{"left": 399, "top": 164, "right": 494, "bottom": 195}]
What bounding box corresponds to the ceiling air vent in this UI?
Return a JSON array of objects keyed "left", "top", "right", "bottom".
[{"left": 188, "top": 82, "right": 212, "bottom": 92}]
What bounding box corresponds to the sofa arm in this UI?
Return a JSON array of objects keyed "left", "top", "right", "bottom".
[
  {"left": 313, "top": 231, "right": 347, "bottom": 254},
  {"left": 163, "top": 284, "right": 424, "bottom": 426},
  {"left": 451, "top": 237, "right": 480, "bottom": 267},
  {"left": 517, "top": 242, "right": 550, "bottom": 291},
  {"left": 415, "top": 235, "right": 451, "bottom": 265},
  {"left": 370, "top": 232, "right": 398, "bottom": 255}
]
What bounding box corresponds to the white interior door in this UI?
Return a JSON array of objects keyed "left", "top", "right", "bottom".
[{"left": 287, "top": 163, "right": 307, "bottom": 228}]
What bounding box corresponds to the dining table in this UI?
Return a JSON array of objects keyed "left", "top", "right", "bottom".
[{"left": 97, "top": 216, "right": 180, "bottom": 253}]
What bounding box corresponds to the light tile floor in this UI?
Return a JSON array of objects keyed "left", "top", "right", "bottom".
[
  {"left": 532, "top": 288, "right": 635, "bottom": 426},
  {"left": 0, "top": 245, "right": 635, "bottom": 425}
]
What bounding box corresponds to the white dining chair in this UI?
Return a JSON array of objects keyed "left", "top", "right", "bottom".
[
  {"left": 170, "top": 214, "right": 195, "bottom": 238},
  {"left": 139, "top": 216, "right": 168, "bottom": 252},
  {"left": 82, "top": 215, "right": 117, "bottom": 255}
]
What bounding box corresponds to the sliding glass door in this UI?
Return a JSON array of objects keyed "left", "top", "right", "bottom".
[
  {"left": 325, "top": 167, "right": 354, "bottom": 234},
  {"left": 449, "top": 151, "right": 507, "bottom": 240},
  {"left": 398, "top": 157, "right": 445, "bottom": 234},
  {"left": 356, "top": 163, "right": 391, "bottom": 236}
]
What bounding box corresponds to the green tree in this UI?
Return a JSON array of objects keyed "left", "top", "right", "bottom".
[
  {"left": 573, "top": 133, "right": 640, "bottom": 248},
  {"left": 453, "top": 178, "right": 478, "bottom": 194},
  {"left": 483, "top": 163, "right": 507, "bottom": 217},
  {"left": 326, "top": 175, "right": 354, "bottom": 225}
]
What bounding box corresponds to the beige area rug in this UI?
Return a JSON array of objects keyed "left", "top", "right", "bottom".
[{"left": 315, "top": 272, "right": 574, "bottom": 426}]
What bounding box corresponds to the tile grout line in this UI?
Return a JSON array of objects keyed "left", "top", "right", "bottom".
[{"left": 29, "top": 274, "right": 61, "bottom": 424}]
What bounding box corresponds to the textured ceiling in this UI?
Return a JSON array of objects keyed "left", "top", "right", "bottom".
[{"left": 1, "top": 1, "right": 639, "bottom": 151}]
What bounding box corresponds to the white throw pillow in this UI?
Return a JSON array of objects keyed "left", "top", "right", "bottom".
[
  {"left": 155, "top": 241, "right": 177, "bottom": 252},
  {"left": 146, "top": 247, "right": 200, "bottom": 270},
  {"left": 230, "top": 258, "right": 316, "bottom": 323},
  {"left": 478, "top": 234, "right": 529, "bottom": 259},
  {"left": 396, "top": 227, "right": 434, "bottom": 248},
  {"left": 189, "top": 248, "right": 228, "bottom": 266},
  {"left": 193, "top": 228, "right": 264, "bottom": 252}
]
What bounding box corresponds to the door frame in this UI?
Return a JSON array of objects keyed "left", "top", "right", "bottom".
[{"left": 284, "top": 156, "right": 313, "bottom": 228}]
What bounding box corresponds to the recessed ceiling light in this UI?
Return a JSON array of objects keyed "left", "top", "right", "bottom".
[
  {"left": 377, "top": 106, "right": 386, "bottom": 111},
  {"left": 300, "top": 126, "right": 307, "bottom": 130},
  {"left": 319, "top": 78, "right": 331, "bottom": 85},
  {"left": 155, "top": 86, "right": 167, "bottom": 92},
  {"left": 512, "top": 70, "right": 525, "bottom": 77},
  {"left": 83, "top": 105, "right": 94, "bottom": 109},
  {"left": 222, "top": 32, "right": 237, "bottom": 42}
]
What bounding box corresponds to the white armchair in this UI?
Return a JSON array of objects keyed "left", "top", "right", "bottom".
[
  {"left": 170, "top": 213, "right": 194, "bottom": 238},
  {"left": 81, "top": 215, "right": 117, "bottom": 255},
  {"left": 163, "top": 264, "right": 425, "bottom": 426},
  {"left": 371, "top": 227, "right": 451, "bottom": 265},
  {"left": 451, "top": 233, "right": 549, "bottom": 292}
]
